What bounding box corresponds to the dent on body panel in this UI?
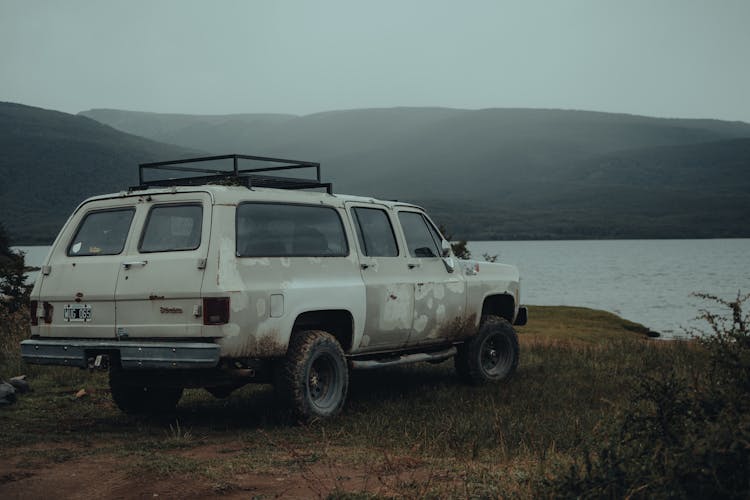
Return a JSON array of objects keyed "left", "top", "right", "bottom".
[{"left": 377, "top": 284, "right": 413, "bottom": 331}]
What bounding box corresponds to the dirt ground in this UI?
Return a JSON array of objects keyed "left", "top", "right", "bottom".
[{"left": 0, "top": 440, "right": 450, "bottom": 499}]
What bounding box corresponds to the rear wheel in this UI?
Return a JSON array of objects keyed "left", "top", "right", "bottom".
[
  {"left": 109, "top": 370, "right": 183, "bottom": 414},
  {"left": 455, "top": 315, "right": 519, "bottom": 385},
  {"left": 275, "top": 330, "right": 348, "bottom": 423}
]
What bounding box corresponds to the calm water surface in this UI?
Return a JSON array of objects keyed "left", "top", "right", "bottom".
[
  {"left": 14, "top": 239, "right": 750, "bottom": 338},
  {"left": 470, "top": 239, "right": 750, "bottom": 337}
]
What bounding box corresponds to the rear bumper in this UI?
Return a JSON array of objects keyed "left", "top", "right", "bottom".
[
  {"left": 514, "top": 306, "right": 528, "bottom": 326},
  {"left": 20, "top": 339, "right": 221, "bottom": 370}
]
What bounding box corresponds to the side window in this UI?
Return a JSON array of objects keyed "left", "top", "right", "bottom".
[
  {"left": 398, "top": 211, "right": 441, "bottom": 258},
  {"left": 67, "top": 208, "right": 134, "bottom": 256},
  {"left": 139, "top": 204, "right": 202, "bottom": 253},
  {"left": 236, "top": 203, "right": 348, "bottom": 257},
  {"left": 426, "top": 219, "right": 447, "bottom": 252},
  {"left": 352, "top": 207, "right": 399, "bottom": 257}
]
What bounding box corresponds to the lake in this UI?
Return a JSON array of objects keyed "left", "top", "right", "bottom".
[
  {"left": 469, "top": 239, "right": 750, "bottom": 337},
  {"left": 13, "top": 239, "right": 750, "bottom": 338}
]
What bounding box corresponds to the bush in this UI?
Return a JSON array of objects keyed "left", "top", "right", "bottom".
[
  {"left": 0, "top": 223, "right": 31, "bottom": 313},
  {"left": 541, "top": 292, "right": 750, "bottom": 499},
  {"left": 0, "top": 306, "right": 29, "bottom": 376}
]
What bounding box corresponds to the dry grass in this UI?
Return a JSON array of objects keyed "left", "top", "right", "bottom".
[
  {"left": 518, "top": 305, "right": 654, "bottom": 344},
  {"left": 0, "top": 305, "right": 699, "bottom": 498}
]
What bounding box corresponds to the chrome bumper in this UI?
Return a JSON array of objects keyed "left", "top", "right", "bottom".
[{"left": 20, "top": 339, "right": 221, "bottom": 370}]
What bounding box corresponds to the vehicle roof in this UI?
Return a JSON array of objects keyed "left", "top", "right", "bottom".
[{"left": 79, "top": 185, "right": 424, "bottom": 211}]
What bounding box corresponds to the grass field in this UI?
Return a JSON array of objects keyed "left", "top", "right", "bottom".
[{"left": 0, "top": 306, "right": 703, "bottom": 498}]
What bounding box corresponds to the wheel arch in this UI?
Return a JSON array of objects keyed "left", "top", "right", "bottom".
[
  {"left": 291, "top": 309, "right": 355, "bottom": 352},
  {"left": 481, "top": 294, "right": 516, "bottom": 324}
]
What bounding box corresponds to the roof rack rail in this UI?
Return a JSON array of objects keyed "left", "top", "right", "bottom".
[{"left": 130, "top": 154, "right": 332, "bottom": 194}]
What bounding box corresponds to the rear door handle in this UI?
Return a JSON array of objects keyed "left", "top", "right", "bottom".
[
  {"left": 122, "top": 260, "right": 148, "bottom": 269},
  {"left": 408, "top": 262, "right": 421, "bottom": 269}
]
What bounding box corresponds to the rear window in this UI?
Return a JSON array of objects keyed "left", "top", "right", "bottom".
[
  {"left": 139, "top": 204, "right": 203, "bottom": 253},
  {"left": 67, "top": 208, "right": 135, "bottom": 256},
  {"left": 351, "top": 207, "right": 399, "bottom": 257},
  {"left": 236, "top": 203, "right": 348, "bottom": 257}
]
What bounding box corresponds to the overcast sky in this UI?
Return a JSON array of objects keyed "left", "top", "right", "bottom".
[{"left": 1, "top": 0, "right": 749, "bottom": 122}]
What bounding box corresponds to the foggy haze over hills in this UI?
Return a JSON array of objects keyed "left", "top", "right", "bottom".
[
  {"left": 1, "top": 101, "right": 748, "bottom": 244},
  {"left": 80, "top": 107, "right": 750, "bottom": 199}
]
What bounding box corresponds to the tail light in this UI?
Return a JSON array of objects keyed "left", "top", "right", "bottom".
[
  {"left": 43, "top": 302, "right": 54, "bottom": 324},
  {"left": 30, "top": 301, "right": 38, "bottom": 326},
  {"left": 203, "top": 297, "right": 230, "bottom": 325}
]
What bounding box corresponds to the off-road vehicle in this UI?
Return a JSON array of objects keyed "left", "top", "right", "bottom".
[{"left": 21, "top": 154, "right": 527, "bottom": 421}]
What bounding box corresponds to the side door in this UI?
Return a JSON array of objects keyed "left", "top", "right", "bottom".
[
  {"left": 396, "top": 210, "right": 468, "bottom": 346},
  {"left": 114, "top": 193, "right": 212, "bottom": 339},
  {"left": 37, "top": 202, "right": 137, "bottom": 338},
  {"left": 347, "top": 203, "right": 414, "bottom": 351}
]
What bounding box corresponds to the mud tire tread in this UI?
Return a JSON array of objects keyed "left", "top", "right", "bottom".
[
  {"left": 455, "top": 315, "right": 519, "bottom": 385},
  {"left": 275, "top": 330, "right": 348, "bottom": 423}
]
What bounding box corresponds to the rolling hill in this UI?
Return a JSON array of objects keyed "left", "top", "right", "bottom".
[
  {"left": 81, "top": 107, "right": 750, "bottom": 240},
  {"left": 0, "top": 102, "right": 196, "bottom": 244},
  {"left": 1, "top": 102, "right": 748, "bottom": 244}
]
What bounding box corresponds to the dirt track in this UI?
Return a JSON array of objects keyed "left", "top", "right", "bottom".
[{"left": 0, "top": 440, "right": 448, "bottom": 499}]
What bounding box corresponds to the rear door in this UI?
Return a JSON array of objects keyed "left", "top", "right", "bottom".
[
  {"left": 347, "top": 203, "right": 414, "bottom": 350},
  {"left": 37, "top": 201, "right": 136, "bottom": 338},
  {"left": 114, "top": 193, "right": 212, "bottom": 339}
]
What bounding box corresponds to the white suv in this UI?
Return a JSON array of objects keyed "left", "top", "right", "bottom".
[{"left": 22, "top": 154, "right": 527, "bottom": 421}]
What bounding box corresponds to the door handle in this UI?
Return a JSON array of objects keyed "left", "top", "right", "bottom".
[
  {"left": 122, "top": 260, "right": 148, "bottom": 269},
  {"left": 408, "top": 262, "right": 421, "bottom": 269}
]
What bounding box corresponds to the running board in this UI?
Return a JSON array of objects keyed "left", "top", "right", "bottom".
[{"left": 350, "top": 346, "right": 457, "bottom": 370}]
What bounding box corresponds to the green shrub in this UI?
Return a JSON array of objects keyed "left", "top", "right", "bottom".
[{"left": 541, "top": 292, "right": 750, "bottom": 499}]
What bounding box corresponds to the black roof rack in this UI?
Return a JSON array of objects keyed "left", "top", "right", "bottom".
[{"left": 131, "top": 154, "right": 332, "bottom": 194}]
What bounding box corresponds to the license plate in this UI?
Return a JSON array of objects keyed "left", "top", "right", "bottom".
[{"left": 63, "top": 304, "right": 92, "bottom": 322}]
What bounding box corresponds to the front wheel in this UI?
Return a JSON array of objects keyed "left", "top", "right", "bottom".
[
  {"left": 455, "top": 315, "right": 519, "bottom": 385},
  {"left": 109, "top": 370, "right": 183, "bottom": 415},
  {"left": 275, "top": 330, "right": 348, "bottom": 423}
]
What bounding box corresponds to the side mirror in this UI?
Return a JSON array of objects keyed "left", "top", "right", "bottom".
[
  {"left": 441, "top": 240, "right": 455, "bottom": 273},
  {"left": 441, "top": 240, "right": 451, "bottom": 258}
]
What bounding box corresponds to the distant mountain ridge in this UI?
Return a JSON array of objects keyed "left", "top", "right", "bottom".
[
  {"left": 0, "top": 102, "right": 195, "bottom": 243},
  {"left": 80, "top": 107, "right": 750, "bottom": 197},
  {"left": 79, "top": 106, "right": 750, "bottom": 240},
  {"left": 1, "top": 102, "right": 748, "bottom": 244}
]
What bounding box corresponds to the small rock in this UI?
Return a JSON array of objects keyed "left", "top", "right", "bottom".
[
  {"left": 9, "top": 375, "right": 30, "bottom": 394},
  {"left": 0, "top": 381, "right": 17, "bottom": 406},
  {"left": 75, "top": 388, "right": 88, "bottom": 399}
]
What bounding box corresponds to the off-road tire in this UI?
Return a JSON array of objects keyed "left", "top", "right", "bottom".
[
  {"left": 275, "top": 330, "right": 348, "bottom": 423},
  {"left": 455, "top": 315, "right": 519, "bottom": 385},
  {"left": 109, "top": 370, "right": 183, "bottom": 415}
]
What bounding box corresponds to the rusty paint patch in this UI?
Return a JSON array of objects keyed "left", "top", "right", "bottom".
[
  {"left": 255, "top": 334, "right": 287, "bottom": 357},
  {"left": 220, "top": 329, "right": 286, "bottom": 359},
  {"left": 439, "top": 313, "right": 478, "bottom": 342}
]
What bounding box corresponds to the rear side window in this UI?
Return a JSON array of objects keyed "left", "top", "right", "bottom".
[
  {"left": 352, "top": 207, "right": 399, "bottom": 257},
  {"left": 68, "top": 208, "right": 135, "bottom": 256},
  {"left": 237, "top": 203, "right": 348, "bottom": 257},
  {"left": 139, "top": 204, "right": 203, "bottom": 253},
  {"left": 398, "top": 211, "right": 441, "bottom": 258}
]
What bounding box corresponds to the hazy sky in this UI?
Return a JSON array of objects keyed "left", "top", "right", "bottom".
[{"left": 1, "top": 0, "right": 749, "bottom": 122}]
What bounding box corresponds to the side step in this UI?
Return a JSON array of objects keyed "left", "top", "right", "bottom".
[{"left": 350, "top": 346, "right": 457, "bottom": 370}]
